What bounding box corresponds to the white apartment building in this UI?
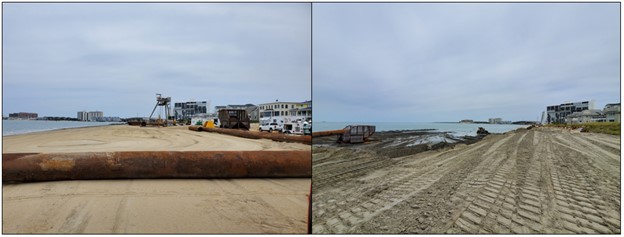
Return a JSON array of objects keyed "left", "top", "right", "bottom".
[
  {"left": 604, "top": 103, "right": 621, "bottom": 122},
  {"left": 488, "top": 118, "right": 502, "bottom": 124},
  {"left": 259, "top": 100, "right": 311, "bottom": 122},
  {"left": 77, "top": 111, "right": 104, "bottom": 121},
  {"left": 77, "top": 111, "right": 88, "bottom": 121}
]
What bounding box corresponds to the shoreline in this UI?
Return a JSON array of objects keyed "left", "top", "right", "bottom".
[
  {"left": 312, "top": 122, "right": 527, "bottom": 136},
  {"left": 313, "top": 128, "right": 488, "bottom": 158},
  {"left": 3, "top": 121, "right": 125, "bottom": 137}
]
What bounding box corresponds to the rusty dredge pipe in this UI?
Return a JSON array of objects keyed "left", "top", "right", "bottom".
[
  {"left": 3, "top": 151, "right": 311, "bottom": 183},
  {"left": 189, "top": 126, "right": 312, "bottom": 145},
  {"left": 312, "top": 129, "right": 348, "bottom": 137}
]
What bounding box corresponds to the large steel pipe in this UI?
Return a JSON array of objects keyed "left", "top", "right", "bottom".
[
  {"left": 3, "top": 151, "right": 311, "bottom": 183},
  {"left": 312, "top": 129, "right": 348, "bottom": 137},
  {"left": 189, "top": 126, "right": 312, "bottom": 145}
]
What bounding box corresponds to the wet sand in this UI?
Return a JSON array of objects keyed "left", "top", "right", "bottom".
[{"left": 3, "top": 124, "right": 311, "bottom": 234}]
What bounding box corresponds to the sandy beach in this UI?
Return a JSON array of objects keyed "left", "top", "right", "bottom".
[
  {"left": 312, "top": 127, "right": 620, "bottom": 234},
  {"left": 3, "top": 179, "right": 310, "bottom": 234},
  {"left": 3, "top": 124, "right": 311, "bottom": 234},
  {"left": 3, "top": 124, "right": 308, "bottom": 153}
]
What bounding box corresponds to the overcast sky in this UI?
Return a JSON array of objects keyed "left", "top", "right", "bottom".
[
  {"left": 3, "top": 3, "right": 311, "bottom": 118},
  {"left": 313, "top": 3, "right": 620, "bottom": 122}
]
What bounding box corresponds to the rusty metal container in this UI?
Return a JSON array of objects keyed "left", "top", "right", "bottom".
[
  {"left": 312, "top": 125, "right": 376, "bottom": 144},
  {"left": 341, "top": 125, "right": 376, "bottom": 143},
  {"left": 312, "top": 129, "right": 348, "bottom": 137},
  {"left": 218, "top": 109, "right": 251, "bottom": 130},
  {"left": 3, "top": 151, "right": 311, "bottom": 183}
]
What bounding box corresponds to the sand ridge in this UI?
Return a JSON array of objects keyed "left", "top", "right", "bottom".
[{"left": 3, "top": 124, "right": 309, "bottom": 153}]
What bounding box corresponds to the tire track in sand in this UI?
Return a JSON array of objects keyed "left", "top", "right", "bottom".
[{"left": 313, "top": 135, "right": 509, "bottom": 233}]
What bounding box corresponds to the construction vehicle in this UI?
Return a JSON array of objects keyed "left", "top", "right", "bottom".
[
  {"left": 282, "top": 118, "right": 308, "bottom": 135},
  {"left": 191, "top": 114, "right": 220, "bottom": 128},
  {"left": 260, "top": 122, "right": 283, "bottom": 133}
]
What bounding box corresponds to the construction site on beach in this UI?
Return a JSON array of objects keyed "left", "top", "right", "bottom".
[
  {"left": 312, "top": 126, "right": 620, "bottom": 234},
  {"left": 3, "top": 94, "right": 312, "bottom": 234}
]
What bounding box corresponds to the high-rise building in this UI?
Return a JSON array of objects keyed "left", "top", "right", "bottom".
[
  {"left": 77, "top": 111, "right": 103, "bottom": 121},
  {"left": 488, "top": 118, "right": 503, "bottom": 124},
  {"left": 77, "top": 111, "right": 88, "bottom": 121},
  {"left": 87, "top": 111, "right": 103, "bottom": 121}
]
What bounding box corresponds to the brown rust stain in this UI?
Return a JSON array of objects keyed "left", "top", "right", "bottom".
[{"left": 38, "top": 158, "right": 76, "bottom": 171}]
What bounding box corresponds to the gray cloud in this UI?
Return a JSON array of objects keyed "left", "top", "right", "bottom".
[
  {"left": 313, "top": 3, "right": 619, "bottom": 122},
  {"left": 4, "top": 3, "right": 311, "bottom": 118}
]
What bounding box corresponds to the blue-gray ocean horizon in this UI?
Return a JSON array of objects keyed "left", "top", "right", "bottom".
[
  {"left": 312, "top": 122, "right": 527, "bottom": 137},
  {"left": 3, "top": 120, "right": 118, "bottom": 136}
]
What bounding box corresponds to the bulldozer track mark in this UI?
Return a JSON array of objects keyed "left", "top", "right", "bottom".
[
  {"left": 313, "top": 128, "right": 620, "bottom": 234},
  {"left": 313, "top": 136, "right": 499, "bottom": 233},
  {"left": 446, "top": 132, "right": 531, "bottom": 233},
  {"left": 567, "top": 134, "right": 620, "bottom": 162},
  {"left": 551, "top": 137, "right": 620, "bottom": 178},
  {"left": 546, "top": 131, "right": 619, "bottom": 233}
]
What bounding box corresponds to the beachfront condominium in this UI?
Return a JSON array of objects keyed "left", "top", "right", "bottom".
[
  {"left": 566, "top": 109, "right": 606, "bottom": 124},
  {"left": 546, "top": 100, "right": 594, "bottom": 124},
  {"left": 488, "top": 118, "right": 503, "bottom": 124},
  {"left": 173, "top": 101, "right": 208, "bottom": 121},
  {"left": 77, "top": 111, "right": 87, "bottom": 121},
  {"left": 77, "top": 111, "right": 104, "bottom": 121},
  {"left": 603, "top": 103, "right": 621, "bottom": 122},
  {"left": 258, "top": 100, "right": 312, "bottom": 122}
]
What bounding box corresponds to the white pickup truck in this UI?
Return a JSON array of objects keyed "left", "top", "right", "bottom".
[{"left": 259, "top": 122, "right": 283, "bottom": 133}]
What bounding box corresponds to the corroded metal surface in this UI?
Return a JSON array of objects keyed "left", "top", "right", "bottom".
[
  {"left": 341, "top": 125, "right": 376, "bottom": 143},
  {"left": 218, "top": 109, "right": 251, "bottom": 130},
  {"left": 313, "top": 126, "right": 376, "bottom": 143},
  {"left": 189, "top": 126, "right": 312, "bottom": 145},
  {"left": 312, "top": 129, "right": 349, "bottom": 137},
  {"left": 3, "top": 151, "right": 311, "bottom": 182}
]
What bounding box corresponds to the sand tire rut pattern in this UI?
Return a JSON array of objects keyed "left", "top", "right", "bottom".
[{"left": 312, "top": 128, "right": 620, "bottom": 234}]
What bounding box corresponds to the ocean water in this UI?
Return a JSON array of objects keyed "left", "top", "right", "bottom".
[
  {"left": 2, "top": 120, "right": 118, "bottom": 136},
  {"left": 312, "top": 122, "right": 527, "bottom": 137}
]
